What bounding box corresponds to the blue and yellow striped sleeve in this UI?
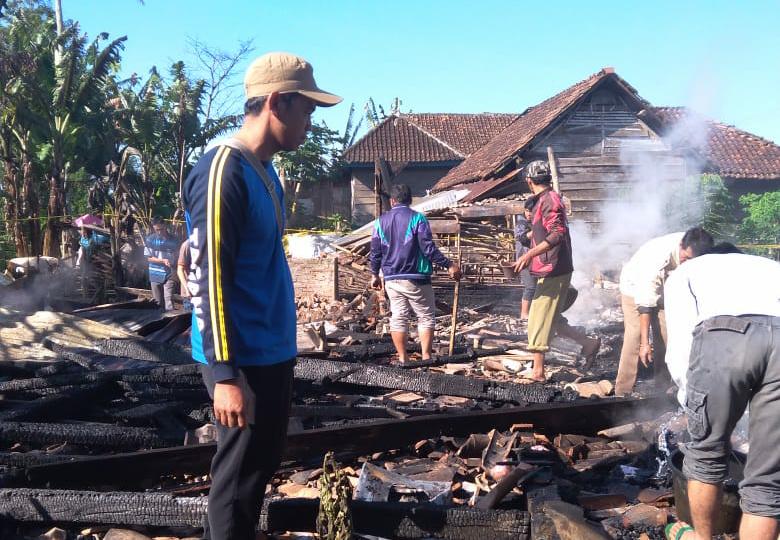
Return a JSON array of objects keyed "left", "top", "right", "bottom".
[{"left": 182, "top": 146, "right": 248, "bottom": 382}]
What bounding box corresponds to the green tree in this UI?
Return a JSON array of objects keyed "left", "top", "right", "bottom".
[
  {"left": 152, "top": 61, "right": 240, "bottom": 219},
  {"left": 2, "top": 1, "right": 126, "bottom": 256},
  {"left": 699, "top": 173, "right": 737, "bottom": 240},
  {"left": 364, "top": 96, "right": 405, "bottom": 128},
  {"left": 738, "top": 191, "right": 780, "bottom": 245}
]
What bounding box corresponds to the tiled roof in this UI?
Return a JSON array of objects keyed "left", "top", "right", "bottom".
[
  {"left": 433, "top": 68, "right": 647, "bottom": 191},
  {"left": 653, "top": 107, "right": 780, "bottom": 180},
  {"left": 342, "top": 113, "right": 517, "bottom": 164},
  {"left": 402, "top": 113, "right": 519, "bottom": 156}
]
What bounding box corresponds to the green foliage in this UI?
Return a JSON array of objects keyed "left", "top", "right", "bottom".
[
  {"left": 317, "top": 451, "right": 353, "bottom": 540},
  {"left": 738, "top": 191, "right": 780, "bottom": 244},
  {"left": 320, "top": 213, "right": 350, "bottom": 233},
  {"left": 275, "top": 122, "right": 344, "bottom": 184},
  {"left": 698, "top": 174, "right": 737, "bottom": 240},
  {"left": 364, "top": 96, "right": 405, "bottom": 128}
]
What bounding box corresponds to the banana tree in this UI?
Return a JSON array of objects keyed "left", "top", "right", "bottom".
[
  {"left": 43, "top": 29, "right": 126, "bottom": 256},
  {"left": 0, "top": 2, "right": 51, "bottom": 256},
  {"left": 5, "top": 8, "right": 126, "bottom": 256},
  {"left": 154, "top": 61, "right": 239, "bottom": 221}
]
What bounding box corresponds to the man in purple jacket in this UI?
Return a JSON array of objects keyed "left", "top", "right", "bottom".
[{"left": 370, "top": 184, "right": 462, "bottom": 364}]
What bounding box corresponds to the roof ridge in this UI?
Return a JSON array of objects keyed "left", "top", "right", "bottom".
[
  {"left": 434, "top": 69, "right": 632, "bottom": 191},
  {"left": 654, "top": 106, "right": 780, "bottom": 147},
  {"left": 342, "top": 115, "right": 395, "bottom": 158},
  {"left": 710, "top": 119, "right": 780, "bottom": 147},
  {"left": 402, "top": 112, "right": 519, "bottom": 117},
  {"left": 403, "top": 116, "right": 467, "bottom": 158}
]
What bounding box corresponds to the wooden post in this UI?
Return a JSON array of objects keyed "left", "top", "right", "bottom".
[
  {"left": 448, "top": 222, "right": 462, "bottom": 356},
  {"left": 547, "top": 146, "right": 571, "bottom": 215},
  {"left": 546, "top": 146, "right": 560, "bottom": 194},
  {"left": 373, "top": 159, "right": 382, "bottom": 219}
]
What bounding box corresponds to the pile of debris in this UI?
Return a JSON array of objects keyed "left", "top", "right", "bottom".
[{"left": 0, "top": 276, "right": 689, "bottom": 539}]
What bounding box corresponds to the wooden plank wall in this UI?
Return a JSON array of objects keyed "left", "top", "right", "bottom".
[{"left": 525, "top": 88, "right": 688, "bottom": 230}]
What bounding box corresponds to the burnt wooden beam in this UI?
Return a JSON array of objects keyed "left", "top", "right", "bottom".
[
  {"left": 0, "top": 364, "right": 201, "bottom": 394},
  {"left": 0, "top": 383, "right": 107, "bottom": 422},
  {"left": 22, "top": 395, "right": 674, "bottom": 490},
  {"left": 0, "top": 488, "right": 206, "bottom": 527},
  {"left": 0, "top": 489, "right": 529, "bottom": 539},
  {"left": 294, "top": 357, "right": 559, "bottom": 404},
  {"left": 264, "top": 498, "right": 530, "bottom": 539},
  {"left": 0, "top": 421, "right": 171, "bottom": 450},
  {"left": 94, "top": 338, "right": 191, "bottom": 365}
]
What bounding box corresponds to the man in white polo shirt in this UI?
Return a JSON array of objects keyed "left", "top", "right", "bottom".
[
  {"left": 615, "top": 228, "right": 714, "bottom": 395},
  {"left": 663, "top": 244, "right": 780, "bottom": 540}
]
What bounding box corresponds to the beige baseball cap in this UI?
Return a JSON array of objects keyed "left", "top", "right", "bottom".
[{"left": 244, "top": 52, "right": 342, "bottom": 107}]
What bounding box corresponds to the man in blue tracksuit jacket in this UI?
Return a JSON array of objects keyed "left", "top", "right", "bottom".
[
  {"left": 369, "top": 184, "right": 462, "bottom": 364},
  {"left": 182, "top": 52, "right": 341, "bottom": 540}
]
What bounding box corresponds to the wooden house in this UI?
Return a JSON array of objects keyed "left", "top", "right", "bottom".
[
  {"left": 432, "top": 68, "right": 780, "bottom": 230},
  {"left": 342, "top": 113, "right": 517, "bottom": 225},
  {"left": 342, "top": 68, "right": 780, "bottom": 229}
]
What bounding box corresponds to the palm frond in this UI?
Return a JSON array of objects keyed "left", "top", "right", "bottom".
[{"left": 71, "top": 35, "right": 126, "bottom": 114}]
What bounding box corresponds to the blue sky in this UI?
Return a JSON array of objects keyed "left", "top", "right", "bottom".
[{"left": 69, "top": 0, "right": 780, "bottom": 143}]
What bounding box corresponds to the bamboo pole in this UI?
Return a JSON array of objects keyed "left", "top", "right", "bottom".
[{"left": 448, "top": 222, "right": 462, "bottom": 356}]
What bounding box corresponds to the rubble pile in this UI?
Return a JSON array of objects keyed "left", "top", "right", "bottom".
[{"left": 0, "top": 278, "right": 699, "bottom": 540}]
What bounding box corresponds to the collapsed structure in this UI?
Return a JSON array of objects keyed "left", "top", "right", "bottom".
[{"left": 1, "top": 66, "right": 776, "bottom": 540}]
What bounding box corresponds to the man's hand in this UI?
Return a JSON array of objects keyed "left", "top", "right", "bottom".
[
  {"left": 448, "top": 263, "right": 463, "bottom": 281},
  {"left": 163, "top": 259, "right": 172, "bottom": 268},
  {"left": 513, "top": 253, "right": 532, "bottom": 273},
  {"left": 213, "top": 379, "right": 246, "bottom": 429},
  {"left": 638, "top": 343, "right": 653, "bottom": 367},
  {"left": 370, "top": 275, "right": 382, "bottom": 290}
]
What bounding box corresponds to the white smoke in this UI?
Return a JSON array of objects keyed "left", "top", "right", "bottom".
[{"left": 564, "top": 110, "right": 712, "bottom": 327}]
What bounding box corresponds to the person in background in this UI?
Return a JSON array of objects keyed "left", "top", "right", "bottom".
[
  {"left": 513, "top": 160, "right": 581, "bottom": 382},
  {"left": 76, "top": 226, "right": 96, "bottom": 269},
  {"left": 615, "top": 228, "right": 713, "bottom": 396},
  {"left": 144, "top": 217, "right": 178, "bottom": 311},
  {"left": 176, "top": 238, "right": 191, "bottom": 311},
  {"left": 663, "top": 244, "right": 780, "bottom": 540},
  {"left": 369, "top": 184, "right": 462, "bottom": 364},
  {"left": 514, "top": 198, "right": 537, "bottom": 321}
]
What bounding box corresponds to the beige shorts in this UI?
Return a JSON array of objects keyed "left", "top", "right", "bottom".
[{"left": 384, "top": 279, "right": 436, "bottom": 332}]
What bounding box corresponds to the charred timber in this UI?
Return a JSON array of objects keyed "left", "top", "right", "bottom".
[
  {"left": 0, "top": 372, "right": 115, "bottom": 393},
  {"left": 7, "top": 383, "right": 105, "bottom": 400},
  {"left": 120, "top": 383, "right": 209, "bottom": 403},
  {"left": 22, "top": 395, "right": 674, "bottom": 490},
  {"left": 95, "top": 338, "right": 191, "bottom": 365},
  {"left": 0, "top": 488, "right": 206, "bottom": 527},
  {"left": 0, "top": 488, "right": 529, "bottom": 539},
  {"left": 0, "top": 383, "right": 106, "bottom": 422},
  {"left": 108, "top": 402, "right": 188, "bottom": 423},
  {"left": 120, "top": 373, "right": 203, "bottom": 386},
  {"left": 0, "top": 421, "right": 171, "bottom": 450},
  {"left": 0, "top": 451, "right": 76, "bottom": 468},
  {"left": 294, "top": 357, "right": 560, "bottom": 404},
  {"left": 264, "top": 498, "right": 530, "bottom": 540},
  {"left": 34, "top": 361, "right": 86, "bottom": 378}
]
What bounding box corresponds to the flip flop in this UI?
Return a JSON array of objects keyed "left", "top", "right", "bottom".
[
  {"left": 394, "top": 357, "right": 438, "bottom": 369},
  {"left": 664, "top": 522, "right": 694, "bottom": 540}
]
